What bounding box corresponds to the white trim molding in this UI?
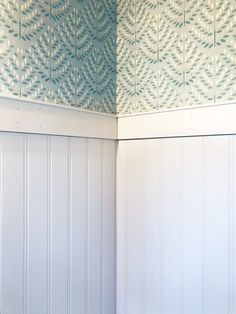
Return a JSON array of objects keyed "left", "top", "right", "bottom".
[
  {"left": 0, "top": 95, "right": 117, "bottom": 139},
  {"left": 2, "top": 95, "right": 236, "bottom": 141},
  {"left": 118, "top": 102, "right": 236, "bottom": 140}
]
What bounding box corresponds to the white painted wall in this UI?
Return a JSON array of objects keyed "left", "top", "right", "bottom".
[
  {"left": 117, "top": 136, "right": 236, "bottom": 314},
  {"left": 0, "top": 132, "right": 116, "bottom": 314}
]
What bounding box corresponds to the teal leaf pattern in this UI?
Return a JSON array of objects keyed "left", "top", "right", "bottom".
[
  {"left": 0, "top": 0, "right": 116, "bottom": 114},
  {"left": 0, "top": 0, "right": 20, "bottom": 96},
  {"left": 20, "top": 0, "right": 51, "bottom": 101},
  {"left": 117, "top": 0, "right": 236, "bottom": 114},
  {"left": 1, "top": 0, "right": 236, "bottom": 115},
  {"left": 215, "top": 0, "right": 236, "bottom": 102}
]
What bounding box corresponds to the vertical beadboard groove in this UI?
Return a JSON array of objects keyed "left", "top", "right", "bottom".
[
  {"left": 141, "top": 143, "right": 145, "bottom": 314},
  {"left": 47, "top": 136, "right": 52, "bottom": 314},
  {"left": 67, "top": 137, "right": 72, "bottom": 314},
  {"left": 228, "top": 136, "right": 233, "bottom": 314},
  {"left": 23, "top": 134, "right": 29, "bottom": 314},
  {"left": 85, "top": 138, "right": 89, "bottom": 314},
  {"left": 202, "top": 137, "right": 207, "bottom": 314},
  {"left": 159, "top": 141, "right": 163, "bottom": 314},
  {"left": 233, "top": 138, "right": 236, "bottom": 314},
  {"left": 142, "top": 142, "right": 147, "bottom": 314},
  {"left": 100, "top": 140, "right": 104, "bottom": 314},
  {"left": 116, "top": 142, "right": 127, "bottom": 314},
  {"left": 0, "top": 133, "right": 2, "bottom": 314},
  {"left": 179, "top": 138, "right": 184, "bottom": 314},
  {"left": 114, "top": 141, "right": 117, "bottom": 314},
  {"left": 124, "top": 144, "right": 128, "bottom": 314},
  {"left": 157, "top": 141, "right": 162, "bottom": 314}
]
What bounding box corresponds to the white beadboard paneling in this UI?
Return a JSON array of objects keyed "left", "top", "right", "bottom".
[
  {"left": 205, "top": 137, "right": 229, "bottom": 314},
  {"left": 27, "top": 134, "right": 48, "bottom": 314},
  {"left": 0, "top": 132, "right": 116, "bottom": 314},
  {"left": 117, "top": 136, "right": 236, "bottom": 314},
  {"left": 50, "top": 136, "right": 69, "bottom": 314},
  {"left": 232, "top": 136, "right": 236, "bottom": 313},
  {"left": 116, "top": 141, "right": 126, "bottom": 314},
  {"left": 70, "top": 137, "right": 87, "bottom": 314},
  {"left": 125, "top": 141, "right": 144, "bottom": 314},
  {"left": 0, "top": 134, "right": 2, "bottom": 314},
  {"left": 102, "top": 140, "right": 116, "bottom": 314},
  {"left": 182, "top": 138, "right": 204, "bottom": 313},
  {"left": 87, "top": 139, "right": 102, "bottom": 314},
  {"left": 159, "top": 139, "right": 181, "bottom": 314},
  {"left": 143, "top": 140, "right": 161, "bottom": 314},
  {"left": 1, "top": 133, "right": 24, "bottom": 314}
]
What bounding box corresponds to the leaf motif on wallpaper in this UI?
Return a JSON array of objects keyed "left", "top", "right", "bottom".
[
  {"left": 0, "top": 47, "right": 20, "bottom": 96},
  {"left": 185, "top": 42, "right": 214, "bottom": 106},
  {"left": 98, "top": 46, "right": 116, "bottom": 114},
  {"left": 102, "top": 0, "right": 116, "bottom": 24},
  {"left": 185, "top": 0, "right": 214, "bottom": 49},
  {"left": 215, "top": 0, "right": 236, "bottom": 101},
  {"left": 20, "top": 0, "right": 51, "bottom": 101},
  {"left": 116, "top": 83, "right": 133, "bottom": 114},
  {"left": 51, "top": 0, "right": 75, "bottom": 57},
  {"left": 20, "top": 33, "right": 51, "bottom": 101},
  {"left": 20, "top": 0, "right": 50, "bottom": 41},
  {"left": 136, "top": 0, "right": 158, "bottom": 65},
  {"left": 143, "top": 0, "right": 158, "bottom": 11},
  {"left": 215, "top": 0, "right": 236, "bottom": 46},
  {"left": 159, "top": 66, "right": 184, "bottom": 109},
  {"left": 116, "top": 46, "right": 136, "bottom": 111},
  {"left": 97, "top": 64, "right": 114, "bottom": 97},
  {"left": 117, "top": 52, "right": 136, "bottom": 112},
  {"left": 135, "top": 53, "right": 157, "bottom": 110},
  {"left": 76, "top": 71, "right": 94, "bottom": 109},
  {"left": 79, "top": 1, "right": 97, "bottom": 42},
  {"left": 158, "top": 0, "right": 184, "bottom": 108},
  {"left": 52, "top": 70, "right": 76, "bottom": 106},
  {"left": 117, "top": 0, "right": 136, "bottom": 46},
  {"left": 77, "top": 50, "right": 102, "bottom": 111},
  {"left": 75, "top": 0, "right": 116, "bottom": 113},
  {"left": 76, "top": 11, "right": 93, "bottom": 62},
  {"left": 97, "top": 0, "right": 116, "bottom": 43},
  {"left": 159, "top": 0, "right": 184, "bottom": 28},
  {"left": 0, "top": 0, "right": 20, "bottom": 95},
  {"left": 51, "top": 0, "right": 76, "bottom": 105},
  {"left": 0, "top": 0, "right": 19, "bottom": 37},
  {"left": 185, "top": 0, "right": 214, "bottom": 105},
  {"left": 116, "top": 0, "right": 136, "bottom": 113},
  {"left": 100, "top": 39, "right": 116, "bottom": 74},
  {"left": 116, "top": 40, "right": 131, "bottom": 71},
  {"left": 81, "top": 0, "right": 115, "bottom": 44}
]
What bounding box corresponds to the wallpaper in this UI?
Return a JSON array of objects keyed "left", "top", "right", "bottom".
[
  {"left": 117, "top": 0, "right": 236, "bottom": 115},
  {"left": 0, "top": 0, "right": 116, "bottom": 114},
  {"left": 1, "top": 0, "right": 236, "bottom": 115}
]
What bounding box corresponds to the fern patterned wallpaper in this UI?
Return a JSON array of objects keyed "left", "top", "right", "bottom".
[
  {"left": 117, "top": 0, "right": 236, "bottom": 115},
  {"left": 0, "top": 0, "right": 116, "bottom": 114},
  {"left": 0, "top": 0, "right": 236, "bottom": 115}
]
